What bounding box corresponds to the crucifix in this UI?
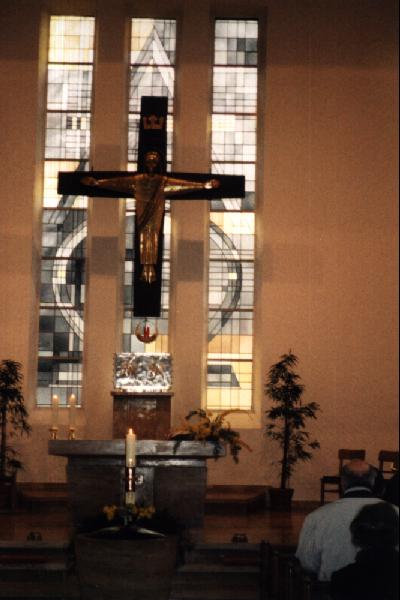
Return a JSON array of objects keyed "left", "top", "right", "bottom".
[{"left": 58, "top": 97, "right": 245, "bottom": 317}]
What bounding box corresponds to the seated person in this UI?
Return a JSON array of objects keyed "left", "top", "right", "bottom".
[
  {"left": 330, "top": 501, "right": 399, "bottom": 600},
  {"left": 296, "top": 460, "right": 399, "bottom": 581}
]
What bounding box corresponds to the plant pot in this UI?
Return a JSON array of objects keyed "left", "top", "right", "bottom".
[
  {"left": 269, "top": 487, "right": 294, "bottom": 511},
  {"left": 0, "top": 473, "right": 17, "bottom": 510},
  {"left": 74, "top": 532, "right": 178, "bottom": 600}
]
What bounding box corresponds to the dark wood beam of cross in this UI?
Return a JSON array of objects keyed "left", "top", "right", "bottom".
[{"left": 58, "top": 97, "right": 245, "bottom": 317}]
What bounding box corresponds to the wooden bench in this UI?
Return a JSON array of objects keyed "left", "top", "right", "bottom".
[{"left": 205, "top": 485, "right": 268, "bottom": 515}]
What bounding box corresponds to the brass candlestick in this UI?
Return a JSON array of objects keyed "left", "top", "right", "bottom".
[
  {"left": 125, "top": 466, "right": 135, "bottom": 505},
  {"left": 49, "top": 426, "right": 58, "bottom": 440}
]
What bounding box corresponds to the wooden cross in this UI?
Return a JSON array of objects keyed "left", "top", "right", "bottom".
[{"left": 58, "top": 97, "right": 245, "bottom": 317}]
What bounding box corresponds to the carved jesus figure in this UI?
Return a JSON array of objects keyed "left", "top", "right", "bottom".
[{"left": 82, "top": 151, "right": 219, "bottom": 283}]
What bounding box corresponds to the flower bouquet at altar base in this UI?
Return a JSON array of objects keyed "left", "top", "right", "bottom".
[
  {"left": 79, "top": 502, "right": 180, "bottom": 540},
  {"left": 74, "top": 505, "right": 181, "bottom": 600},
  {"left": 169, "top": 409, "right": 252, "bottom": 463}
]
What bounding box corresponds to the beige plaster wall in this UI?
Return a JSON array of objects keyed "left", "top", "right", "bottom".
[{"left": 0, "top": 0, "right": 398, "bottom": 499}]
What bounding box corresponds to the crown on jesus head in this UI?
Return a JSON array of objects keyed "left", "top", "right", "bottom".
[{"left": 143, "top": 115, "right": 165, "bottom": 130}]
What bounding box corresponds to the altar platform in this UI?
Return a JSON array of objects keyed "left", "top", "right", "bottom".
[{"left": 0, "top": 499, "right": 316, "bottom": 600}]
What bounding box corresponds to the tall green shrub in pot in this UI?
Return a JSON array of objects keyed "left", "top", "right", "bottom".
[
  {"left": 0, "top": 360, "right": 31, "bottom": 478},
  {"left": 265, "top": 352, "right": 320, "bottom": 506}
]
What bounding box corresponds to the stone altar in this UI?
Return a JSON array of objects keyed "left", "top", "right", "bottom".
[{"left": 48, "top": 440, "right": 224, "bottom": 529}]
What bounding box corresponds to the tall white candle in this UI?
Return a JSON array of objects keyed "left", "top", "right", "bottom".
[
  {"left": 51, "top": 395, "right": 59, "bottom": 428},
  {"left": 68, "top": 394, "right": 76, "bottom": 428},
  {"left": 126, "top": 428, "right": 136, "bottom": 467}
]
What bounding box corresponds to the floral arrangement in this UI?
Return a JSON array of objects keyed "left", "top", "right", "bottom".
[
  {"left": 103, "top": 504, "right": 156, "bottom": 526},
  {"left": 169, "top": 409, "right": 251, "bottom": 463},
  {"left": 80, "top": 502, "right": 179, "bottom": 540}
]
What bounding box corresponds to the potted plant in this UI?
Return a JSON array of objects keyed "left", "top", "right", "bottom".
[
  {"left": 265, "top": 352, "right": 320, "bottom": 510},
  {"left": 0, "top": 360, "right": 31, "bottom": 509},
  {"left": 74, "top": 502, "right": 181, "bottom": 600},
  {"left": 169, "top": 409, "right": 252, "bottom": 463}
]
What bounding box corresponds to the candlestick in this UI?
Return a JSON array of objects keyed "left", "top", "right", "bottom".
[
  {"left": 125, "top": 491, "right": 135, "bottom": 505},
  {"left": 126, "top": 428, "right": 136, "bottom": 467},
  {"left": 49, "top": 426, "right": 58, "bottom": 440},
  {"left": 125, "top": 466, "right": 135, "bottom": 505},
  {"left": 68, "top": 394, "right": 76, "bottom": 428}
]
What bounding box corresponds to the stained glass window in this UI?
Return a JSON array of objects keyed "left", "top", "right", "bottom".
[
  {"left": 207, "top": 19, "right": 258, "bottom": 411},
  {"left": 123, "top": 19, "right": 176, "bottom": 354},
  {"left": 36, "top": 16, "right": 95, "bottom": 406}
]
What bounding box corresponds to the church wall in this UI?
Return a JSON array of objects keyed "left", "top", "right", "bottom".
[{"left": 0, "top": 0, "right": 398, "bottom": 499}]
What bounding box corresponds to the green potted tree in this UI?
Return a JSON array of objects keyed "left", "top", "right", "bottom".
[
  {"left": 265, "top": 351, "right": 320, "bottom": 510},
  {"left": 0, "top": 360, "right": 31, "bottom": 508}
]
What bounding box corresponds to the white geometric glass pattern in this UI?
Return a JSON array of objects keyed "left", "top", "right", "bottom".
[
  {"left": 207, "top": 19, "right": 258, "bottom": 411},
  {"left": 36, "top": 16, "right": 95, "bottom": 407}
]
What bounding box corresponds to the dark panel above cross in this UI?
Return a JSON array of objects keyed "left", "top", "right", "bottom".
[{"left": 58, "top": 97, "right": 245, "bottom": 317}]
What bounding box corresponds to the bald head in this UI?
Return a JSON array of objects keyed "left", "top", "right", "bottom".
[{"left": 341, "top": 460, "right": 376, "bottom": 492}]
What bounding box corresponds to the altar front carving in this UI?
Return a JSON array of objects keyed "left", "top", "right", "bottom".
[{"left": 49, "top": 440, "right": 224, "bottom": 530}]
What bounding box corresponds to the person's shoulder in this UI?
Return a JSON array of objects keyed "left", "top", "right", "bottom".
[
  {"left": 304, "top": 497, "right": 380, "bottom": 520},
  {"left": 302, "top": 501, "right": 338, "bottom": 522},
  {"left": 337, "top": 496, "right": 385, "bottom": 508}
]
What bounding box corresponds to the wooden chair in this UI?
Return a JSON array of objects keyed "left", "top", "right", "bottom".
[
  {"left": 320, "top": 449, "right": 366, "bottom": 505},
  {"left": 267, "top": 550, "right": 332, "bottom": 600},
  {"left": 267, "top": 545, "right": 297, "bottom": 599},
  {"left": 301, "top": 572, "right": 332, "bottom": 600},
  {"left": 378, "top": 450, "right": 399, "bottom": 478},
  {"left": 260, "top": 541, "right": 272, "bottom": 600}
]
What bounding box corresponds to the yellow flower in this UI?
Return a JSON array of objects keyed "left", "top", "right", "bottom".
[{"left": 103, "top": 505, "right": 117, "bottom": 521}]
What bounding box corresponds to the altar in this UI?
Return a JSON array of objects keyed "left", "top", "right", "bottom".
[{"left": 49, "top": 440, "right": 224, "bottom": 530}]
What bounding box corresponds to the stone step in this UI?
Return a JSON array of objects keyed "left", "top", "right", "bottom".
[
  {"left": 205, "top": 486, "right": 267, "bottom": 516},
  {"left": 185, "top": 542, "right": 262, "bottom": 565},
  {"left": 0, "top": 540, "right": 75, "bottom": 597},
  {"left": 171, "top": 562, "right": 261, "bottom": 600},
  {"left": 17, "top": 484, "right": 69, "bottom": 510},
  {"left": 170, "top": 588, "right": 259, "bottom": 600},
  {"left": 177, "top": 563, "right": 260, "bottom": 574},
  {"left": 0, "top": 578, "right": 79, "bottom": 599}
]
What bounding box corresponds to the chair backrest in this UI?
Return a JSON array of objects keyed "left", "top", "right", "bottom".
[
  {"left": 338, "top": 448, "right": 366, "bottom": 471},
  {"left": 378, "top": 450, "right": 399, "bottom": 475}
]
